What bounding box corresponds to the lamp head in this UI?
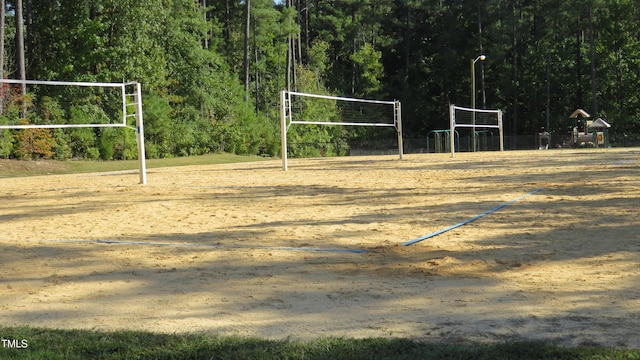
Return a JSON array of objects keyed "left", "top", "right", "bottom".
[{"left": 473, "top": 55, "right": 487, "bottom": 64}]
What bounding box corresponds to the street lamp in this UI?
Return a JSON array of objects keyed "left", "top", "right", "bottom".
[{"left": 471, "top": 54, "right": 486, "bottom": 151}]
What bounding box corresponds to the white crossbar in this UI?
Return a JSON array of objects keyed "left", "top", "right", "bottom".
[
  {"left": 286, "top": 91, "right": 396, "bottom": 105},
  {"left": 0, "top": 123, "right": 126, "bottom": 129},
  {"left": 0, "top": 79, "right": 124, "bottom": 87}
]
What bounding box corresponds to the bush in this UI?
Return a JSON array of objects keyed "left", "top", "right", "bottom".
[{"left": 0, "top": 128, "right": 13, "bottom": 159}]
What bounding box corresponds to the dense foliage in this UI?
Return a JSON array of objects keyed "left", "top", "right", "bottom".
[{"left": 0, "top": 0, "right": 639, "bottom": 160}]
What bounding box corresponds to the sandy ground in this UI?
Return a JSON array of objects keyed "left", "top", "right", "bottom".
[{"left": 1, "top": 149, "right": 639, "bottom": 348}]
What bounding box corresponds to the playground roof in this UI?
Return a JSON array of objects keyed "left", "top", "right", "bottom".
[
  {"left": 569, "top": 109, "right": 591, "bottom": 118},
  {"left": 588, "top": 118, "right": 611, "bottom": 128}
]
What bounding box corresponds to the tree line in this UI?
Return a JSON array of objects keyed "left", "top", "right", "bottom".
[{"left": 1, "top": 0, "right": 639, "bottom": 160}]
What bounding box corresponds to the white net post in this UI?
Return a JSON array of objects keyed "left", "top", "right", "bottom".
[
  {"left": 498, "top": 110, "right": 504, "bottom": 152},
  {"left": 132, "top": 82, "right": 147, "bottom": 184},
  {"left": 450, "top": 104, "right": 455, "bottom": 157},
  {"left": 123, "top": 82, "right": 147, "bottom": 184},
  {"left": 396, "top": 100, "right": 404, "bottom": 160},
  {"left": 280, "top": 89, "right": 289, "bottom": 171}
]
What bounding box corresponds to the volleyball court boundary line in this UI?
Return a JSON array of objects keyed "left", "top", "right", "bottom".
[{"left": 402, "top": 188, "right": 543, "bottom": 246}]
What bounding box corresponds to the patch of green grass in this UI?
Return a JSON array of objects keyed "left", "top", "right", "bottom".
[
  {"left": 0, "top": 326, "right": 638, "bottom": 360},
  {"left": 0, "top": 153, "right": 272, "bottom": 178}
]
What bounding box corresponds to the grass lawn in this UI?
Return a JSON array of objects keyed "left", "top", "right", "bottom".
[
  {"left": 0, "top": 153, "right": 272, "bottom": 178},
  {"left": 1, "top": 326, "right": 638, "bottom": 360}
]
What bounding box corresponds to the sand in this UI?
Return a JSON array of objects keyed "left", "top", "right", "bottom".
[{"left": 1, "top": 148, "right": 639, "bottom": 348}]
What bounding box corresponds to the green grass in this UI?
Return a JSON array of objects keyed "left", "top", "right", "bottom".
[
  {"left": 0, "top": 326, "right": 638, "bottom": 360},
  {"left": 0, "top": 153, "right": 272, "bottom": 178}
]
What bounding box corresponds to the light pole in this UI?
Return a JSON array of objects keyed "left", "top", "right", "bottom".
[{"left": 471, "top": 54, "right": 486, "bottom": 151}]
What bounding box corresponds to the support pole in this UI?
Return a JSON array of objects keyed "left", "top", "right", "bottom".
[
  {"left": 396, "top": 101, "right": 404, "bottom": 160},
  {"left": 134, "top": 82, "right": 147, "bottom": 184},
  {"left": 471, "top": 59, "right": 476, "bottom": 152},
  {"left": 449, "top": 104, "right": 455, "bottom": 157},
  {"left": 280, "top": 90, "right": 289, "bottom": 171},
  {"left": 498, "top": 110, "right": 504, "bottom": 152}
]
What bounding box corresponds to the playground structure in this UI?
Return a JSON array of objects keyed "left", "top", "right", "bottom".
[
  {"left": 587, "top": 118, "right": 611, "bottom": 147},
  {"left": 427, "top": 130, "right": 458, "bottom": 153},
  {"left": 567, "top": 109, "right": 611, "bottom": 148}
]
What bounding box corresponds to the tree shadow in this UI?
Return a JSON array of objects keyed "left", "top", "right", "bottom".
[{"left": 1, "top": 149, "right": 639, "bottom": 348}]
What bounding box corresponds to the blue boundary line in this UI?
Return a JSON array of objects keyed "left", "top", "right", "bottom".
[
  {"left": 613, "top": 159, "right": 637, "bottom": 165},
  {"left": 402, "top": 188, "right": 543, "bottom": 246},
  {"left": 57, "top": 239, "right": 366, "bottom": 253}
]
